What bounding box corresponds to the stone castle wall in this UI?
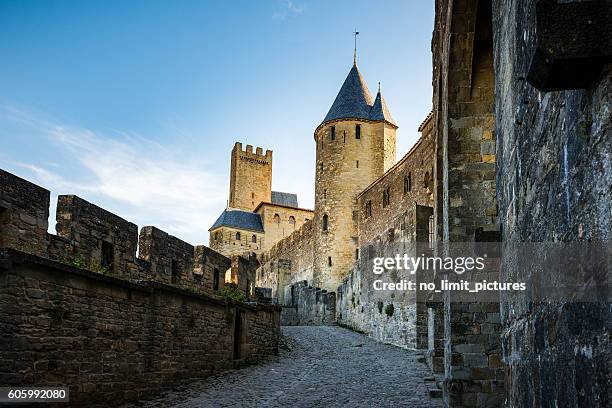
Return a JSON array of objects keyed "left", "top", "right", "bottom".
[
  {"left": 493, "top": 0, "right": 612, "bottom": 406},
  {"left": 256, "top": 220, "right": 314, "bottom": 304},
  {"left": 0, "top": 169, "right": 280, "bottom": 405},
  {"left": 336, "top": 123, "right": 435, "bottom": 349},
  {"left": 256, "top": 203, "right": 313, "bottom": 253},
  {"left": 209, "top": 226, "right": 264, "bottom": 258},
  {"left": 0, "top": 170, "right": 50, "bottom": 257},
  {"left": 229, "top": 142, "right": 272, "bottom": 211},
  {"left": 0, "top": 248, "right": 279, "bottom": 406},
  {"left": 313, "top": 120, "right": 397, "bottom": 292}
]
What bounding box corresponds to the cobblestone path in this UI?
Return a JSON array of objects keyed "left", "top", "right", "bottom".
[{"left": 130, "top": 326, "right": 443, "bottom": 408}]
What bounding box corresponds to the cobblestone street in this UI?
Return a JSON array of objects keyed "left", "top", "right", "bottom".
[{"left": 130, "top": 326, "right": 443, "bottom": 408}]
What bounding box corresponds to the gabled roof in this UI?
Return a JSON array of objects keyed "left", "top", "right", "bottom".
[
  {"left": 271, "top": 191, "right": 298, "bottom": 207},
  {"left": 320, "top": 63, "right": 397, "bottom": 128},
  {"left": 209, "top": 208, "right": 264, "bottom": 232}
]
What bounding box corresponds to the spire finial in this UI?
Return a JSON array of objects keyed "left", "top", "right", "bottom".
[
  {"left": 353, "top": 29, "right": 359, "bottom": 65},
  {"left": 378, "top": 81, "right": 381, "bottom": 93}
]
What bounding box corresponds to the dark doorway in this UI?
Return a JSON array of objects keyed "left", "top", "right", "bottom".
[
  {"left": 101, "top": 241, "right": 114, "bottom": 271},
  {"left": 233, "top": 309, "right": 243, "bottom": 360}
]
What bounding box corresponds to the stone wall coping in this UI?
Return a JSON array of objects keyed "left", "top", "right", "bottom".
[{"left": 0, "top": 248, "right": 280, "bottom": 312}]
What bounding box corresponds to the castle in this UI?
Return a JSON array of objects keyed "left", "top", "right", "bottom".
[
  {"left": 1, "top": 0, "right": 610, "bottom": 406},
  {"left": 210, "top": 61, "right": 432, "bottom": 295}
]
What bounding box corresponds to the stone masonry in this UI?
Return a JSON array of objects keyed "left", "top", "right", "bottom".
[{"left": 0, "top": 169, "right": 281, "bottom": 406}]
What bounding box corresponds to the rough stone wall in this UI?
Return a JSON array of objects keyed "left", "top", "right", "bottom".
[
  {"left": 493, "top": 1, "right": 612, "bottom": 406},
  {"left": 193, "top": 245, "right": 231, "bottom": 295},
  {"left": 0, "top": 248, "right": 280, "bottom": 406},
  {"left": 0, "top": 170, "right": 50, "bottom": 257},
  {"left": 0, "top": 168, "right": 259, "bottom": 303},
  {"left": 336, "top": 204, "right": 433, "bottom": 349},
  {"left": 430, "top": 1, "right": 503, "bottom": 406},
  {"left": 138, "top": 226, "right": 194, "bottom": 285},
  {"left": 230, "top": 253, "right": 258, "bottom": 300},
  {"left": 335, "top": 123, "right": 435, "bottom": 349},
  {"left": 55, "top": 195, "right": 139, "bottom": 278},
  {"left": 283, "top": 280, "right": 336, "bottom": 325},
  {"left": 313, "top": 119, "right": 397, "bottom": 292},
  {"left": 255, "top": 203, "right": 313, "bottom": 252},
  {"left": 228, "top": 142, "right": 272, "bottom": 211},
  {"left": 209, "top": 226, "right": 264, "bottom": 257},
  {"left": 256, "top": 220, "right": 314, "bottom": 304}
]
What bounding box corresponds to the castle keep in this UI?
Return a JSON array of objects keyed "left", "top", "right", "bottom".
[{"left": 209, "top": 143, "right": 313, "bottom": 258}]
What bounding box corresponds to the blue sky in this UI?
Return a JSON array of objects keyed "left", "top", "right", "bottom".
[{"left": 0, "top": 0, "right": 434, "bottom": 245}]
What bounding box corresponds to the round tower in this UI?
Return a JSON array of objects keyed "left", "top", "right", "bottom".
[{"left": 313, "top": 63, "right": 398, "bottom": 292}]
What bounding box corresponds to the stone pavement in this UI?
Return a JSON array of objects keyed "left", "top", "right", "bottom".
[{"left": 128, "top": 326, "right": 443, "bottom": 408}]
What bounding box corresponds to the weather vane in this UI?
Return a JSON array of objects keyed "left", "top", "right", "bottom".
[{"left": 353, "top": 29, "right": 359, "bottom": 64}]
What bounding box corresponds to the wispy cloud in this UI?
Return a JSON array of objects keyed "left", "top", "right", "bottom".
[
  {"left": 1, "top": 105, "right": 226, "bottom": 245},
  {"left": 273, "top": 0, "right": 304, "bottom": 20}
]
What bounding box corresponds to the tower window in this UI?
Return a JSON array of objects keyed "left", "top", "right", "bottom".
[
  {"left": 323, "top": 189, "right": 327, "bottom": 199},
  {"left": 236, "top": 231, "right": 241, "bottom": 241},
  {"left": 355, "top": 124, "right": 361, "bottom": 139},
  {"left": 365, "top": 200, "right": 372, "bottom": 218},
  {"left": 289, "top": 216, "right": 296, "bottom": 226},
  {"left": 383, "top": 187, "right": 391, "bottom": 207},
  {"left": 252, "top": 234, "right": 257, "bottom": 243},
  {"left": 355, "top": 248, "right": 359, "bottom": 260},
  {"left": 356, "top": 160, "right": 359, "bottom": 168},
  {"left": 322, "top": 214, "right": 329, "bottom": 232},
  {"left": 404, "top": 172, "right": 412, "bottom": 194},
  {"left": 213, "top": 268, "right": 220, "bottom": 291},
  {"left": 328, "top": 256, "right": 332, "bottom": 267},
  {"left": 251, "top": 192, "right": 254, "bottom": 198},
  {"left": 330, "top": 126, "right": 336, "bottom": 141},
  {"left": 320, "top": 162, "right": 323, "bottom": 172},
  {"left": 274, "top": 213, "right": 280, "bottom": 224},
  {"left": 343, "top": 131, "right": 346, "bottom": 143}
]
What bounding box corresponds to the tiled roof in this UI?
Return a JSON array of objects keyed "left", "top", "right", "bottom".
[
  {"left": 209, "top": 208, "right": 264, "bottom": 232},
  {"left": 320, "top": 63, "right": 397, "bottom": 128},
  {"left": 271, "top": 191, "right": 298, "bottom": 207}
]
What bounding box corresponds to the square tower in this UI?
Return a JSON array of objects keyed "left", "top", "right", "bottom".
[{"left": 229, "top": 142, "right": 272, "bottom": 211}]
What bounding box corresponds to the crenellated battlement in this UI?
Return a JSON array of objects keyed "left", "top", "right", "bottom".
[
  {"left": 0, "top": 168, "right": 257, "bottom": 299},
  {"left": 233, "top": 141, "right": 272, "bottom": 161}
]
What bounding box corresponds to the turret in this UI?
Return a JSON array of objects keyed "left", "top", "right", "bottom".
[{"left": 313, "top": 63, "right": 398, "bottom": 291}]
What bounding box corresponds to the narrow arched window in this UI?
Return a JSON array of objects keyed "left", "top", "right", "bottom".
[
  {"left": 289, "top": 216, "right": 296, "bottom": 226},
  {"left": 235, "top": 232, "right": 241, "bottom": 240},
  {"left": 251, "top": 234, "right": 257, "bottom": 243},
  {"left": 330, "top": 126, "right": 336, "bottom": 141},
  {"left": 322, "top": 214, "right": 328, "bottom": 232},
  {"left": 273, "top": 213, "right": 280, "bottom": 224},
  {"left": 328, "top": 256, "right": 332, "bottom": 267},
  {"left": 215, "top": 231, "right": 220, "bottom": 241},
  {"left": 404, "top": 172, "right": 412, "bottom": 194},
  {"left": 355, "top": 124, "right": 361, "bottom": 139}
]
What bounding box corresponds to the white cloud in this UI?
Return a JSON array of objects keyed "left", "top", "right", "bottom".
[
  {"left": 2, "top": 106, "right": 226, "bottom": 245},
  {"left": 273, "top": 0, "right": 304, "bottom": 20}
]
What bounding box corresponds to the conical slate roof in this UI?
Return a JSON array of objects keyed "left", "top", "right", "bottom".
[
  {"left": 370, "top": 90, "right": 397, "bottom": 127},
  {"left": 320, "top": 63, "right": 397, "bottom": 128}
]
